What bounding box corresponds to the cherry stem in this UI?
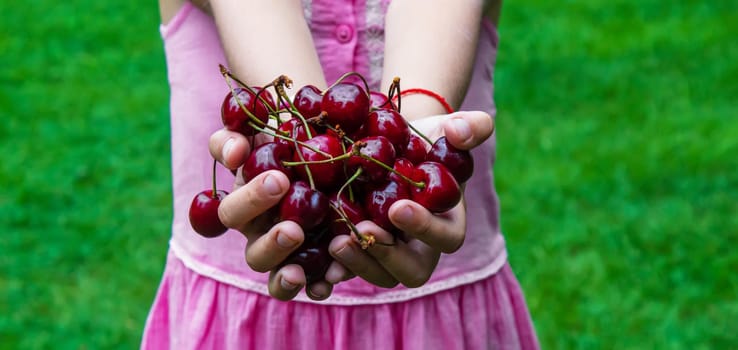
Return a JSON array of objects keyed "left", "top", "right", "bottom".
[
  {"left": 220, "top": 71, "right": 271, "bottom": 131},
  {"left": 219, "top": 64, "right": 279, "bottom": 116},
  {"left": 246, "top": 121, "right": 329, "bottom": 157},
  {"left": 272, "top": 75, "right": 314, "bottom": 139},
  {"left": 281, "top": 152, "right": 350, "bottom": 167},
  {"left": 326, "top": 71, "right": 372, "bottom": 100},
  {"left": 332, "top": 168, "right": 376, "bottom": 247},
  {"left": 210, "top": 159, "right": 218, "bottom": 198}
]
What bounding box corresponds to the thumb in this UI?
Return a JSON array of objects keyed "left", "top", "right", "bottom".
[{"left": 442, "top": 111, "right": 495, "bottom": 150}]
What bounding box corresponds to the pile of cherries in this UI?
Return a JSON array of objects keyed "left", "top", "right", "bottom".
[{"left": 189, "top": 66, "right": 473, "bottom": 284}]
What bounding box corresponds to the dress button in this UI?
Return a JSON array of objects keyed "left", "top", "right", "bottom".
[{"left": 335, "top": 24, "right": 354, "bottom": 44}]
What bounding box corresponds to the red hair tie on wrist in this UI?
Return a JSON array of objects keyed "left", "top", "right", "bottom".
[{"left": 392, "top": 88, "right": 455, "bottom": 114}]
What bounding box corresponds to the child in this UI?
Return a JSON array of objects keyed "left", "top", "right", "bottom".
[{"left": 143, "top": 0, "right": 539, "bottom": 348}]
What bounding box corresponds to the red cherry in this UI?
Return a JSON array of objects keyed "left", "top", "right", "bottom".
[
  {"left": 389, "top": 157, "right": 415, "bottom": 184},
  {"left": 221, "top": 87, "right": 273, "bottom": 136},
  {"left": 294, "top": 85, "right": 323, "bottom": 119},
  {"left": 364, "top": 180, "right": 410, "bottom": 235},
  {"left": 242, "top": 142, "right": 294, "bottom": 182},
  {"left": 321, "top": 83, "right": 370, "bottom": 134},
  {"left": 410, "top": 161, "right": 461, "bottom": 213},
  {"left": 400, "top": 134, "right": 428, "bottom": 165},
  {"left": 275, "top": 118, "right": 317, "bottom": 150},
  {"left": 279, "top": 181, "right": 329, "bottom": 231},
  {"left": 426, "top": 136, "right": 474, "bottom": 183},
  {"left": 293, "top": 134, "right": 345, "bottom": 191},
  {"left": 369, "top": 91, "right": 395, "bottom": 110},
  {"left": 282, "top": 230, "right": 333, "bottom": 285},
  {"left": 189, "top": 189, "right": 229, "bottom": 238},
  {"left": 347, "top": 136, "right": 396, "bottom": 182},
  {"left": 328, "top": 191, "right": 367, "bottom": 236},
  {"left": 364, "top": 108, "right": 410, "bottom": 154}
]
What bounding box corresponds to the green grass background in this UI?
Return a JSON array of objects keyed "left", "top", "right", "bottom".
[{"left": 1, "top": 0, "right": 736, "bottom": 348}]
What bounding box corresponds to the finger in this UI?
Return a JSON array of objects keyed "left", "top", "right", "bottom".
[
  {"left": 218, "top": 170, "right": 289, "bottom": 231},
  {"left": 358, "top": 221, "right": 440, "bottom": 288},
  {"left": 324, "top": 260, "right": 356, "bottom": 285},
  {"left": 329, "top": 234, "right": 398, "bottom": 288},
  {"left": 306, "top": 281, "right": 333, "bottom": 301},
  {"left": 268, "top": 265, "right": 306, "bottom": 301},
  {"left": 245, "top": 220, "right": 304, "bottom": 273},
  {"left": 388, "top": 199, "right": 466, "bottom": 254},
  {"left": 442, "top": 111, "right": 495, "bottom": 150},
  {"left": 209, "top": 128, "right": 251, "bottom": 170}
]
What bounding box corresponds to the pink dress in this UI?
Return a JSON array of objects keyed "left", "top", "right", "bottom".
[{"left": 142, "top": 1, "right": 539, "bottom": 349}]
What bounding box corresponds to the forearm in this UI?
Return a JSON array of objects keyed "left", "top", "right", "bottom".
[
  {"left": 381, "top": 0, "right": 484, "bottom": 120},
  {"left": 209, "top": 0, "right": 327, "bottom": 90}
]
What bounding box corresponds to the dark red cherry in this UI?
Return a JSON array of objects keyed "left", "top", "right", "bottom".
[
  {"left": 321, "top": 83, "right": 370, "bottom": 134},
  {"left": 242, "top": 142, "right": 294, "bottom": 182},
  {"left": 292, "top": 134, "right": 345, "bottom": 191},
  {"left": 400, "top": 134, "right": 428, "bottom": 165},
  {"left": 275, "top": 118, "right": 317, "bottom": 150},
  {"left": 189, "top": 189, "right": 229, "bottom": 238},
  {"left": 279, "top": 181, "right": 329, "bottom": 230},
  {"left": 364, "top": 180, "right": 410, "bottom": 235},
  {"left": 347, "top": 136, "right": 396, "bottom": 182},
  {"left": 294, "top": 85, "right": 323, "bottom": 119},
  {"left": 364, "top": 108, "right": 410, "bottom": 154},
  {"left": 328, "top": 191, "right": 367, "bottom": 236},
  {"left": 389, "top": 157, "right": 415, "bottom": 184},
  {"left": 410, "top": 161, "right": 461, "bottom": 213},
  {"left": 369, "top": 91, "right": 395, "bottom": 110},
  {"left": 426, "top": 136, "right": 474, "bottom": 183},
  {"left": 282, "top": 232, "right": 333, "bottom": 285},
  {"left": 221, "top": 87, "right": 272, "bottom": 136}
]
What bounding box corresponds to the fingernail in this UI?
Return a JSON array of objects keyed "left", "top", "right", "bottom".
[
  {"left": 276, "top": 231, "right": 298, "bottom": 249},
  {"left": 263, "top": 174, "right": 282, "bottom": 195},
  {"left": 222, "top": 138, "right": 235, "bottom": 164},
  {"left": 281, "top": 277, "right": 299, "bottom": 291},
  {"left": 394, "top": 205, "right": 414, "bottom": 224},
  {"left": 451, "top": 118, "right": 471, "bottom": 142}
]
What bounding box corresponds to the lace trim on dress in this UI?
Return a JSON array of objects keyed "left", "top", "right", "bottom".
[{"left": 170, "top": 237, "right": 508, "bottom": 305}]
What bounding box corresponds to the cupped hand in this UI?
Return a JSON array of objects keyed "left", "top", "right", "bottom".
[
  {"left": 326, "top": 111, "right": 495, "bottom": 288},
  {"left": 209, "top": 128, "right": 350, "bottom": 301}
]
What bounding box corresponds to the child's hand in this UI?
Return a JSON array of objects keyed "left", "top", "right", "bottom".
[
  {"left": 207, "top": 110, "right": 494, "bottom": 299},
  {"left": 326, "top": 111, "right": 495, "bottom": 288},
  {"left": 208, "top": 129, "right": 352, "bottom": 301}
]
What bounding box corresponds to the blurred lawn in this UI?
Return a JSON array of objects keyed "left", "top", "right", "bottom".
[{"left": 1, "top": 0, "right": 736, "bottom": 349}]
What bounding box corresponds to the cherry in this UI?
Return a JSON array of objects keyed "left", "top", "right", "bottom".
[
  {"left": 364, "top": 108, "right": 410, "bottom": 155},
  {"left": 293, "top": 85, "right": 323, "bottom": 119},
  {"left": 279, "top": 181, "right": 329, "bottom": 231},
  {"left": 242, "top": 142, "right": 294, "bottom": 183},
  {"left": 389, "top": 157, "right": 415, "bottom": 184},
  {"left": 221, "top": 87, "right": 273, "bottom": 136},
  {"left": 189, "top": 160, "right": 230, "bottom": 238},
  {"left": 400, "top": 134, "right": 428, "bottom": 165},
  {"left": 347, "top": 136, "right": 396, "bottom": 182},
  {"left": 275, "top": 118, "right": 316, "bottom": 150},
  {"left": 321, "top": 83, "right": 370, "bottom": 134},
  {"left": 328, "top": 191, "right": 367, "bottom": 236},
  {"left": 189, "top": 189, "right": 229, "bottom": 238},
  {"left": 292, "top": 134, "right": 345, "bottom": 191},
  {"left": 410, "top": 161, "right": 461, "bottom": 213},
  {"left": 281, "top": 229, "right": 333, "bottom": 285},
  {"left": 426, "top": 136, "right": 474, "bottom": 183},
  {"left": 364, "top": 180, "right": 410, "bottom": 235},
  {"left": 369, "top": 91, "right": 395, "bottom": 110}
]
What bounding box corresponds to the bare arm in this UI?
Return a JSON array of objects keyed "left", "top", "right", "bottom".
[
  {"left": 381, "top": 0, "right": 485, "bottom": 120},
  {"left": 208, "top": 0, "right": 327, "bottom": 89}
]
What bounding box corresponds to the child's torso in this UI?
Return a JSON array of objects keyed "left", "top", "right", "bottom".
[{"left": 161, "top": 0, "right": 507, "bottom": 305}]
